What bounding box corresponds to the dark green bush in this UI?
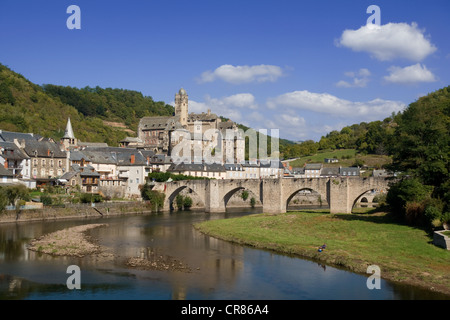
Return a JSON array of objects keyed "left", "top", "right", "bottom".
[
  {"left": 183, "top": 196, "right": 193, "bottom": 209},
  {"left": 40, "top": 194, "right": 53, "bottom": 206}
]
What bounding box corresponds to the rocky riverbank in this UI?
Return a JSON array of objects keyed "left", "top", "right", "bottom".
[
  {"left": 125, "top": 247, "right": 192, "bottom": 272},
  {"left": 27, "top": 224, "right": 192, "bottom": 272}
]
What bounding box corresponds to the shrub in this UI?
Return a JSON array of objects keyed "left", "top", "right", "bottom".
[
  {"left": 250, "top": 197, "right": 256, "bottom": 208},
  {"left": 176, "top": 194, "right": 184, "bottom": 210},
  {"left": 241, "top": 190, "right": 249, "bottom": 201},
  {"left": 80, "top": 193, "right": 103, "bottom": 204},
  {"left": 0, "top": 187, "right": 8, "bottom": 213},
  {"left": 40, "top": 194, "right": 53, "bottom": 206},
  {"left": 442, "top": 212, "right": 450, "bottom": 225},
  {"left": 405, "top": 201, "right": 426, "bottom": 226},
  {"left": 353, "top": 159, "right": 365, "bottom": 167},
  {"left": 373, "top": 193, "right": 387, "bottom": 207},
  {"left": 141, "top": 187, "right": 165, "bottom": 212},
  {"left": 386, "top": 178, "right": 432, "bottom": 217},
  {"left": 183, "top": 196, "right": 193, "bottom": 209}
]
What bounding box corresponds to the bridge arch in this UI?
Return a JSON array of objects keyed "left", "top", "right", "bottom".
[
  {"left": 164, "top": 184, "right": 206, "bottom": 211},
  {"left": 285, "top": 187, "right": 329, "bottom": 211},
  {"left": 351, "top": 189, "right": 380, "bottom": 212},
  {"left": 221, "top": 185, "right": 261, "bottom": 210}
]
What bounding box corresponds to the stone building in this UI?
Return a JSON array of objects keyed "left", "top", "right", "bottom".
[
  {"left": 138, "top": 88, "right": 245, "bottom": 164},
  {"left": 21, "top": 139, "right": 68, "bottom": 185}
]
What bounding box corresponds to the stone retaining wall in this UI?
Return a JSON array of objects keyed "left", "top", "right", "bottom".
[
  {"left": 433, "top": 231, "right": 450, "bottom": 250},
  {"left": 0, "top": 201, "right": 153, "bottom": 224}
]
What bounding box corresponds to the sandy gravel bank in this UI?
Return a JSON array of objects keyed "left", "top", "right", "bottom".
[{"left": 27, "top": 224, "right": 109, "bottom": 257}]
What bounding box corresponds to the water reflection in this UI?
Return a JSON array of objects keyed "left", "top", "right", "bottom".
[{"left": 0, "top": 210, "right": 449, "bottom": 300}]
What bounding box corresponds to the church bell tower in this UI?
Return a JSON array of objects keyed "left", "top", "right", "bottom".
[
  {"left": 175, "top": 88, "right": 188, "bottom": 126},
  {"left": 61, "top": 117, "right": 77, "bottom": 151}
]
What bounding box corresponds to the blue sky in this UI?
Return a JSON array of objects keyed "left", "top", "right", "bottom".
[{"left": 1, "top": 0, "right": 449, "bottom": 141}]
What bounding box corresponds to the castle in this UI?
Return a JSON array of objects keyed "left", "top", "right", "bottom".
[{"left": 138, "top": 88, "right": 245, "bottom": 164}]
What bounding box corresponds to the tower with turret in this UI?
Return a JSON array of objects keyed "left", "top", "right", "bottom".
[
  {"left": 174, "top": 88, "right": 188, "bottom": 126},
  {"left": 61, "top": 117, "right": 77, "bottom": 151}
]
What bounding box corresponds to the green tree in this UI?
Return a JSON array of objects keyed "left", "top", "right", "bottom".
[
  {"left": 387, "top": 87, "right": 450, "bottom": 190},
  {"left": 183, "top": 196, "right": 193, "bottom": 209},
  {"left": 140, "top": 184, "right": 165, "bottom": 212},
  {"left": 176, "top": 194, "right": 184, "bottom": 210},
  {"left": 250, "top": 197, "right": 256, "bottom": 208},
  {"left": 0, "top": 187, "right": 8, "bottom": 213}
]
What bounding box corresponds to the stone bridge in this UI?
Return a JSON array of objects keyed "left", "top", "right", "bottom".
[{"left": 155, "top": 177, "right": 391, "bottom": 214}]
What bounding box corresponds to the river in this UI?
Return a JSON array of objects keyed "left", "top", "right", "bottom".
[{"left": 0, "top": 209, "right": 448, "bottom": 300}]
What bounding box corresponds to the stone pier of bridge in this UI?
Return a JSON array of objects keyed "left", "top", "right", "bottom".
[{"left": 157, "top": 177, "right": 391, "bottom": 214}]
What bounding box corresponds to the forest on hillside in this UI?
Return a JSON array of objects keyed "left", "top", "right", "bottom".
[{"left": 0, "top": 63, "right": 173, "bottom": 145}]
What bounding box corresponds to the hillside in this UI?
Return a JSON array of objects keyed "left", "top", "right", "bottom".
[
  {"left": 0, "top": 63, "right": 173, "bottom": 146},
  {"left": 287, "top": 148, "right": 392, "bottom": 176}
]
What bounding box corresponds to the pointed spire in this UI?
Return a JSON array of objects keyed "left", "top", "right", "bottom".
[{"left": 63, "top": 117, "right": 75, "bottom": 139}]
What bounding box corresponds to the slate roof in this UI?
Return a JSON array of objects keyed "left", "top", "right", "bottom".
[
  {"left": 292, "top": 167, "right": 305, "bottom": 174},
  {"left": 260, "top": 160, "right": 284, "bottom": 169},
  {"left": 69, "top": 150, "right": 91, "bottom": 162},
  {"left": 61, "top": 164, "right": 100, "bottom": 179},
  {"left": 78, "top": 142, "right": 109, "bottom": 148},
  {"left": 22, "top": 140, "right": 67, "bottom": 158},
  {"left": 305, "top": 163, "right": 323, "bottom": 170},
  {"left": 139, "top": 116, "right": 183, "bottom": 131},
  {"left": 0, "top": 142, "right": 29, "bottom": 161},
  {"left": 60, "top": 171, "right": 77, "bottom": 181},
  {"left": 0, "top": 130, "right": 41, "bottom": 142},
  {"left": 321, "top": 167, "right": 339, "bottom": 176},
  {"left": 224, "top": 164, "right": 243, "bottom": 171},
  {"left": 167, "top": 162, "right": 226, "bottom": 173},
  {"left": 0, "top": 165, "right": 14, "bottom": 177},
  {"left": 188, "top": 112, "right": 218, "bottom": 122}
]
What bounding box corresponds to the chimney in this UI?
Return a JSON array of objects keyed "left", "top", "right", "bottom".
[
  {"left": 207, "top": 109, "right": 211, "bottom": 116},
  {"left": 4, "top": 162, "right": 7, "bottom": 169},
  {"left": 130, "top": 154, "right": 135, "bottom": 164},
  {"left": 47, "top": 149, "right": 50, "bottom": 157}
]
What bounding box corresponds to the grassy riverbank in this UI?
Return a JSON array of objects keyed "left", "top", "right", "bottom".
[{"left": 194, "top": 210, "right": 450, "bottom": 296}]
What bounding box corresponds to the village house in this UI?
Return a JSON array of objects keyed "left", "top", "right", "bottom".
[
  {"left": 166, "top": 162, "right": 227, "bottom": 179},
  {"left": 304, "top": 163, "right": 323, "bottom": 178},
  {"left": 0, "top": 141, "right": 30, "bottom": 179},
  {"left": 60, "top": 164, "right": 100, "bottom": 194},
  {"left": 21, "top": 139, "right": 68, "bottom": 186},
  {"left": 339, "top": 167, "right": 360, "bottom": 177}
]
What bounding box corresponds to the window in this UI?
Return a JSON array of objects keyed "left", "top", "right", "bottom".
[
  {"left": 42, "top": 159, "right": 46, "bottom": 166},
  {"left": 136, "top": 178, "right": 140, "bottom": 184},
  {"left": 33, "top": 159, "right": 38, "bottom": 166}
]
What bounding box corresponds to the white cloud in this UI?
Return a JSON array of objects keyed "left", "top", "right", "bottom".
[
  {"left": 259, "top": 113, "right": 308, "bottom": 141},
  {"left": 336, "top": 68, "right": 371, "bottom": 88},
  {"left": 199, "top": 64, "right": 284, "bottom": 84},
  {"left": 384, "top": 63, "right": 437, "bottom": 84},
  {"left": 337, "top": 22, "right": 437, "bottom": 62},
  {"left": 267, "top": 90, "right": 406, "bottom": 121},
  {"left": 186, "top": 93, "right": 259, "bottom": 123},
  {"left": 222, "top": 93, "right": 257, "bottom": 109}
]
